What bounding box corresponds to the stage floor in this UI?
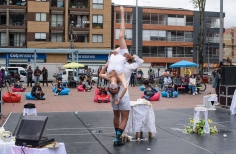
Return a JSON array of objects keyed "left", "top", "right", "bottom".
[{"left": 4, "top": 108, "right": 236, "bottom": 154}]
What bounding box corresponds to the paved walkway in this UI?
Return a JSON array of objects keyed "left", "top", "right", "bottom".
[{"left": 1, "top": 83, "right": 215, "bottom": 115}]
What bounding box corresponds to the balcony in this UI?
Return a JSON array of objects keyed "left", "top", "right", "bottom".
[
  {"left": 69, "top": 15, "right": 90, "bottom": 30},
  {"left": 167, "top": 37, "right": 193, "bottom": 42},
  {"left": 207, "top": 37, "right": 220, "bottom": 43},
  {"left": 74, "top": 34, "right": 89, "bottom": 43},
  {"left": 167, "top": 22, "right": 193, "bottom": 26},
  {"left": 142, "top": 20, "right": 166, "bottom": 25},
  {"left": 69, "top": 0, "right": 89, "bottom": 9},
  {"left": 172, "top": 54, "right": 193, "bottom": 57},
  {"left": 143, "top": 36, "right": 166, "bottom": 41},
  {"left": 142, "top": 53, "right": 166, "bottom": 57},
  {"left": 9, "top": 39, "right": 26, "bottom": 47},
  {"left": 116, "top": 19, "right": 133, "bottom": 24}
]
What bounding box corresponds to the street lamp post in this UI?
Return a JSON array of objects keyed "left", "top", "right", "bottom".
[
  {"left": 69, "top": 21, "right": 75, "bottom": 61},
  {"left": 135, "top": 0, "right": 138, "bottom": 86},
  {"left": 207, "top": 30, "right": 210, "bottom": 72}
]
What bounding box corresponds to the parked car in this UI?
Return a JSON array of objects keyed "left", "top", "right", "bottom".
[{"left": 202, "top": 72, "right": 213, "bottom": 83}]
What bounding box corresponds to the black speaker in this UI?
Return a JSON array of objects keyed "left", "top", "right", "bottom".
[
  {"left": 16, "top": 116, "right": 48, "bottom": 141},
  {"left": 220, "top": 85, "right": 236, "bottom": 96},
  {"left": 221, "top": 66, "right": 236, "bottom": 85},
  {"left": 220, "top": 95, "right": 233, "bottom": 106}
]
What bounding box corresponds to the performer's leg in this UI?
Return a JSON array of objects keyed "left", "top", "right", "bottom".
[
  {"left": 119, "top": 6, "right": 127, "bottom": 49},
  {"left": 113, "top": 110, "right": 120, "bottom": 133}
]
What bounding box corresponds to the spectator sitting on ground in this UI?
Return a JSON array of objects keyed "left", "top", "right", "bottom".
[
  {"left": 54, "top": 80, "right": 64, "bottom": 96},
  {"left": 14, "top": 80, "right": 26, "bottom": 91},
  {"left": 143, "top": 82, "right": 158, "bottom": 101},
  {"left": 31, "top": 82, "right": 45, "bottom": 100},
  {"left": 82, "top": 80, "right": 92, "bottom": 92},
  {"left": 165, "top": 83, "right": 174, "bottom": 98},
  {"left": 97, "top": 85, "right": 109, "bottom": 103}
]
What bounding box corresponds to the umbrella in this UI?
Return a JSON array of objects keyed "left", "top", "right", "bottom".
[
  {"left": 63, "top": 62, "right": 84, "bottom": 68},
  {"left": 169, "top": 60, "right": 198, "bottom": 68}
]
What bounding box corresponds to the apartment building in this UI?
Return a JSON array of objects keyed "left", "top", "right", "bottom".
[
  {"left": 113, "top": 5, "right": 224, "bottom": 73},
  {"left": 0, "top": 0, "right": 112, "bottom": 67},
  {"left": 224, "top": 27, "right": 235, "bottom": 60}
]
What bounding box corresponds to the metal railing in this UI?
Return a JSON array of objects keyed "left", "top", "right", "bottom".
[
  {"left": 206, "top": 23, "right": 220, "bottom": 28},
  {"left": 207, "top": 37, "right": 220, "bottom": 43},
  {"left": 142, "top": 20, "right": 166, "bottom": 25},
  {"left": 69, "top": 2, "right": 89, "bottom": 8},
  {"left": 51, "top": 21, "right": 64, "bottom": 27},
  {"left": 143, "top": 36, "right": 166, "bottom": 41},
  {"left": 9, "top": 19, "right": 26, "bottom": 26},
  {"left": 167, "top": 22, "right": 193, "bottom": 26},
  {"left": 172, "top": 54, "right": 193, "bottom": 57},
  {"left": 116, "top": 19, "right": 133, "bottom": 24},
  {"left": 9, "top": 39, "right": 26, "bottom": 46},
  {"left": 115, "top": 35, "right": 132, "bottom": 40},
  {"left": 167, "top": 37, "right": 193, "bottom": 42},
  {"left": 142, "top": 53, "right": 166, "bottom": 57}
]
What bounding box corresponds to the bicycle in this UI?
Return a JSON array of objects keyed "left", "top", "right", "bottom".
[{"left": 198, "top": 82, "right": 206, "bottom": 92}]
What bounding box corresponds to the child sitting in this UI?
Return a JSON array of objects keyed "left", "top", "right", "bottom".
[
  {"left": 143, "top": 82, "right": 158, "bottom": 101},
  {"left": 14, "top": 80, "right": 26, "bottom": 91},
  {"left": 165, "top": 84, "right": 174, "bottom": 98},
  {"left": 97, "top": 85, "right": 109, "bottom": 103}
]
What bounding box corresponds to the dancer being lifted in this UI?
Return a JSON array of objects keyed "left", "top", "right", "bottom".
[
  {"left": 100, "top": 6, "right": 144, "bottom": 147},
  {"left": 99, "top": 6, "right": 134, "bottom": 105}
]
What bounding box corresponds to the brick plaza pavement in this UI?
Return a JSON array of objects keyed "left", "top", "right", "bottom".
[{"left": 1, "top": 83, "right": 215, "bottom": 116}]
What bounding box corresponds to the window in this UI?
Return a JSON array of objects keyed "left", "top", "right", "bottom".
[
  {"left": 115, "top": 29, "right": 132, "bottom": 40},
  {"left": 36, "top": 0, "right": 46, "bottom": 1},
  {"left": 92, "top": 15, "right": 103, "bottom": 28},
  {"left": 142, "top": 30, "right": 166, "bottom": 41},
  {"left": 35, "top": 33, "right": 46, "bottom": 41},
  {"left": 51, "top": 14, "right": 63, "bottom": 27},
  {"left": 92, "top": 34, "right": 103, "bottom": 43},
  {"left": 51, "top": 33, "right": 62, "bottom": 42},
  {"left": 36, "top": 13, "right": 46, "bottom": 21},
  {"left": 92, "top": 0, "right": 103, "bottom": 9}
]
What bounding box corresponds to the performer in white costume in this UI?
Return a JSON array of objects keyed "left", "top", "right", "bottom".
[{"left": 100, "top": 6, "right": 144, "bottom": 146}]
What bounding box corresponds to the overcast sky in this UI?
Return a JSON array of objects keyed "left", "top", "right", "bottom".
[{"left": 112, "top": 0, "right": 235, "bottom": 28}]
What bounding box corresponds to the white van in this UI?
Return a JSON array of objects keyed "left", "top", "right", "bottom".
[{"left": 0, "top": 67, "right": 27, "bottom": 82}]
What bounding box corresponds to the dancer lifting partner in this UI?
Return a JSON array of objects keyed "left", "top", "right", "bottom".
[{"left": 100, "top": 6, "right": 144, "bottom": 146}]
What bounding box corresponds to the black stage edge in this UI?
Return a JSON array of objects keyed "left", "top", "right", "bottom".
[{"left": 4, "top": 108, "right": 236, "bottom": 154}]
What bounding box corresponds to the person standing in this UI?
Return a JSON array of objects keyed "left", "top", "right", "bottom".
[
  {"left": 86, "top": 68, "right": 92, "bottom": 87},
  {"left": 4, "top": 68, "right": 11, "bottom": 86},
  {"left": 130, "top": 70, "right": 135, "bottom": 87},
  {"left": 97, "top": 66, "right": 102, "bottom": 87},
  {"left": 148, "top": 66, "right": 155, "bottom": 85},
  {"left": 34, "top": 66, "right": 41, "bottom": 85},
  {"left": 212, "top": 68, "right": 221, "bottom": 105},
  {"left": 57, "top": 67, "right": 63, "bottom": 81},
  {"left": 42, "top": 66, "right": 48, "bottom": 86},
  {"left": 27, "top": 66, "right": 33, "bottom": 87}
]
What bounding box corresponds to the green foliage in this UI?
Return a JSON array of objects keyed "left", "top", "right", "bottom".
[{"left": 185, "top": 118, "right": 218, "bottom": 135}]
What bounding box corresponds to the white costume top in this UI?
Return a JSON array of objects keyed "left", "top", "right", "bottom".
[{"left": 107, "top": 49, "right": 129, "bottom": 74}]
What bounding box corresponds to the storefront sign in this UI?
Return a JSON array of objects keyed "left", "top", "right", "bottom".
[
  {"left": 7, "top": 53, "right": 46, "bottom": 59},
  {"left": 68, "top": 54, "right": 108, "bottom": 60},
  {"left": 151, "top": 63, "right": 166, "bottom": 67},
  {"left": 203, "top": 63, "right": 219, "bottom": 68}
]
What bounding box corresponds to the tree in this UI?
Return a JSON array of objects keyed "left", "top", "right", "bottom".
[{"left": 191, "top": 0, "right": 206, "bottom": 77}]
